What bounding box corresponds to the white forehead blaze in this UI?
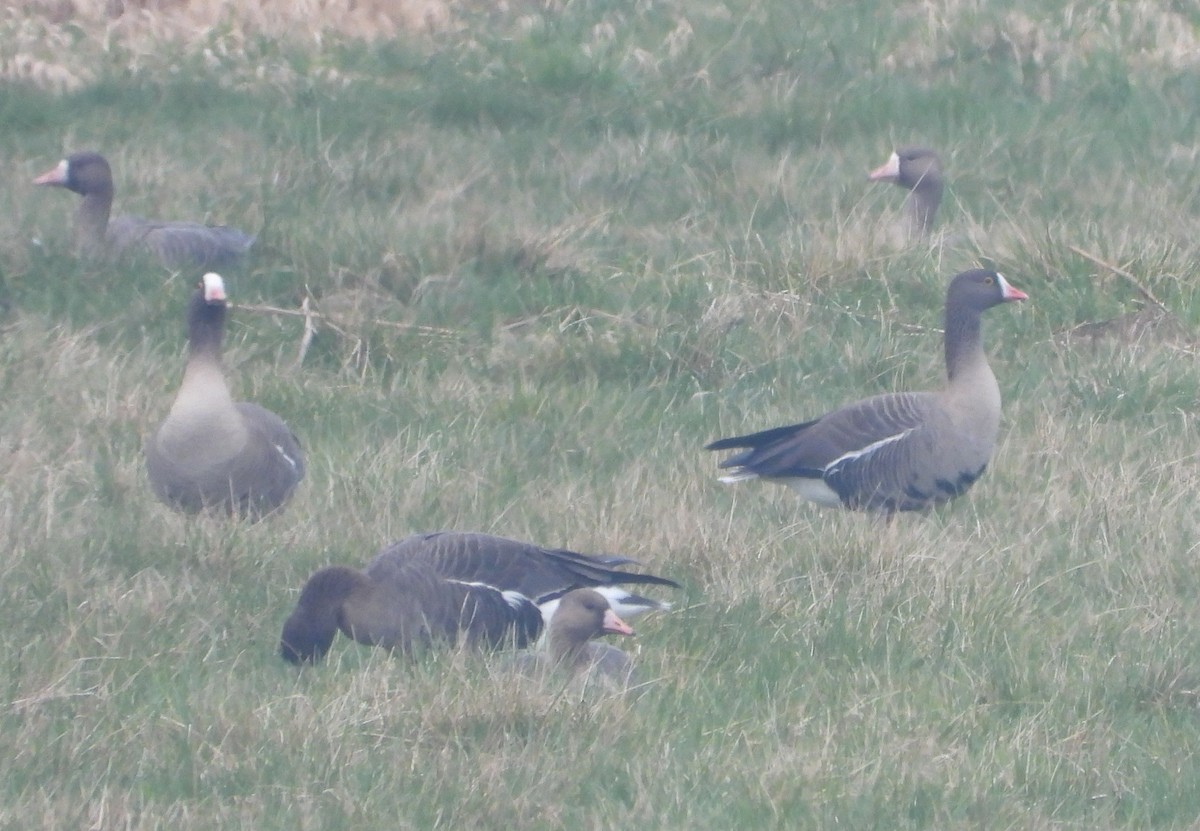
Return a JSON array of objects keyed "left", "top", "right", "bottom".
[
  {"left": 881, "top": 151, "right": 900, "bottom": 177},
  {"left": 56, "top": 159, "right": 70, "bottom": 177},
  {"left": 202, "top": 272, "right": 227, "bottom": 302}
]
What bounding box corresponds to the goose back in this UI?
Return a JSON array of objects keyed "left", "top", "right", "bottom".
[
  {"left": 109, "top": 215, "right": 254, "bottom": 270},
  {"left": 370, "top": 531, "right": 680, "bottom": 600}
]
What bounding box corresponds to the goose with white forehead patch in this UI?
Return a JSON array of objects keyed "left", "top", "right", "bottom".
[
  {"left": 34, "top": 151, "right": 254, "bottom": 270},
  {"left": 145, "top": 273, "right": 305, "bottom": 520},
  {"left": 869, "top": 147, "right": 944, "bottom": 240},
  {"left": 707, "top": 269, "right": 1027, "bottom": 514}
]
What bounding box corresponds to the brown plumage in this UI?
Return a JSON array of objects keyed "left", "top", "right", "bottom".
[
  {"left": 279, "top": 532, "right": 679, "bottom": 664},
  {"left": 510, "top": 589, "right": 638, "bottom": 687},
  {"left": 707, "top": 269, "right": 1027, "bottom": 513},
  {"left": 34, "top": 151, "right": 254, "bottom": 269},
  {"left": 144, "top": 273, "right": 304, "bottom": 519},
  {"left": 868, "top": 147, "right": 944, "bottom": 239}
]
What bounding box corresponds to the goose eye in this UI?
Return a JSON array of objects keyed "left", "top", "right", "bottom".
[{"left": 983, "top": 276, "right": 995, "bottom": 285}]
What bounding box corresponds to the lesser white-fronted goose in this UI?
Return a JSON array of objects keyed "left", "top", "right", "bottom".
[
  {"left": 707, "top": 269, "right": 1027, "bottom": 513},
  {"left": 868, "top": 147, "right": 944, "bottom": 238},
  {"left": 33, "top": 152, "right": 254, "bottom": 269},
  {"left": 145, "top": 273, "right": 305, "bottom": 519},
  {"left": 279, "top": 531, "right": 679, "bottom": 664},
  {"left": 511, "top": 589, "right": 638, "bottom": 687}
]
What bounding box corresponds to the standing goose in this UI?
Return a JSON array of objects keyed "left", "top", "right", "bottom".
[
  {"left": 279, "top": 531, "right": 679, "bottom": 664},
  {"left": 510, "top": 589, "right": 638, "bottom": 688},
  {"left": 706, "top": 269, "right": 1027, "bottom": 514},
  {"left": 145, "top": 273, "right": 305, "bottom": 519},
  {"left": 33, "top": 151, "right": 254, "bottom": 270},
  {"left": 868, "top": 147, "right": 944, "bottom": 239}
]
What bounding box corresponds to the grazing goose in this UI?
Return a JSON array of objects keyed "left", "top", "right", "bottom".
[
  {"left": 706, "top": 269, "right": 1027, "bottom": 513},
  {"left": 868, "top": 147, "right": 944, "bottom": 239},
  {"left": 511, "top": 589, "right": 638, "bottom": 688},
  {"left": 279, "top": 531, "right": 679, "bottom": 664},
  {"left": 145, "top": 273, "right": 305, "bottom": 519},
  {"left": 33, "top": 151, "right": 254, "bottom": 269}
]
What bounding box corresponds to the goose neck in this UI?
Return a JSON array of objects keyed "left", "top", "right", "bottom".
[
  {"left": 75, "top": 192, "right": 111, "bottom": 252},
  {"left": 548, "top": 627, "right": 590, "bottom": 669},
  {"left": 944, "top": 308, "right": 985, "bottom": 384},
  {"left": 187, "top": 302, "right": 225, "bottom": 363}
]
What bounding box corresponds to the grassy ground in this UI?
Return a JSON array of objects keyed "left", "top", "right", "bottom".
[{"left": 3, "top": 0, "right": 1200, "bottom": 827}]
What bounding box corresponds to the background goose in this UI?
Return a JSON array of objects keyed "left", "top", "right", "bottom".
[
  {"left": 510, "top": 589, "right": 638, "bottom": 688},
  {"left": 279, "top": 531, "right": 679, "bottom": 664},
  {"left": 868, "top": 147, "right": 944, "bottom": 239},
  {"left": 33, "top": 151, "right": 254, "bottom": 269},
  {"left": 145, "top": 273, "right": 305, "bottom": 519},
  {"left": 706, "top": 269, "right": 1027, "bottom": 513}
]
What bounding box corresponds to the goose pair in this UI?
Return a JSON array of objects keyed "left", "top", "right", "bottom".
[
  {"left": 145, "top": 273, "right": 305, "bottom": 520},
  {"left": 278, "top": 531, "right": 677, "bottom": 665},
  {"left": 34, "top": 152, "right": 254, "bottom": 270},
  {"left": 708, "top": 269, "right": 1027, "bottom": 513}
]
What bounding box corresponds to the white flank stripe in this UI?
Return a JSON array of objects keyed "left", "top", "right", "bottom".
[
  {"left": 825, "top": 428, "right": 914, "bottom": 471},
  {"left": 446, "top": 579, "right": 531, "bottom": 610},
  {"left": 273, "top": 443, "right": 299, "bottom": 470}
]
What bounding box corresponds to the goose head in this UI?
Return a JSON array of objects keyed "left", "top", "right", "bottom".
[
  {"left": 548, "top": 589, "right": 635, "bottom": 662},
  {"left": 279, "top": 566, "right": 368, "bottom": 664},
  {"left": 868, "top": 147, "right": 944, "bottom": 236},
  {"left": 34, "top": 152, "right": 114, "bottom": 198}
]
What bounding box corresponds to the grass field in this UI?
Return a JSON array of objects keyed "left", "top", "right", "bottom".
[{"left": 4, "top": 0, "right": 1200, "bottom": 827}]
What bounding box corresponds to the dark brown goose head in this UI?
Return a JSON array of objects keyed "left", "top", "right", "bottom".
[
  {"left": 868, "top": 147, "right": 944, "bottom": 237},
  {"left": 279, "top": 566, "right": 367, "bottom": 664}
]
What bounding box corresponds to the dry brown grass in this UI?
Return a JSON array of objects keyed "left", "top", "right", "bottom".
[{"left": 6, "top": 0, "right": 456, "bottom": 90}]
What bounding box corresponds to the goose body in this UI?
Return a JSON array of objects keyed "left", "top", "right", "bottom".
[
  {"left": 510, "top": 589, "right": 638, "bottom": 688},
  {"left": 34, "top": 152, "right": 254, "bottom": 270},
  {"left": 869, "top": 147, "right": 944, "bottom": 239},
  {"left": 707, "top": 269, "right": 1026, "bottom": 513},
  {"left": 145, "top": 273, "right": 304, "bottom": 519},
  {"left": 279, "top": 531, "right": 679, "bottom": 664}
]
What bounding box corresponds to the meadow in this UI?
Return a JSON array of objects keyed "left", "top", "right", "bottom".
[{"left": 3, "top": 0, "right": 1200, "bottom": 827}]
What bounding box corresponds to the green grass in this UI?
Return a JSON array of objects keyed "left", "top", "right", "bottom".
[{"left": 4, "top": 0, "right": 1200, "bottom": 827}]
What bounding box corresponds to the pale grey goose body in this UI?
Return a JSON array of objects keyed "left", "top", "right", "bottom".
[
  {"left": 34, "top": 152, "right": 254, "bottom": 270},
  {"left": 145, "top": 273, "right": 304, "bottom": 519},
  {"left": 707, "top": 269, "right": 1027, "bottom": 513},
  {"left": 510, "top": 589, "right": 638, "bottom": 688},
  {"left": 279, "top": 531, "right": 679, "bottom": 664},
  {"left": 868, "top": 147, "right": 944, "bottom": 239}
]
